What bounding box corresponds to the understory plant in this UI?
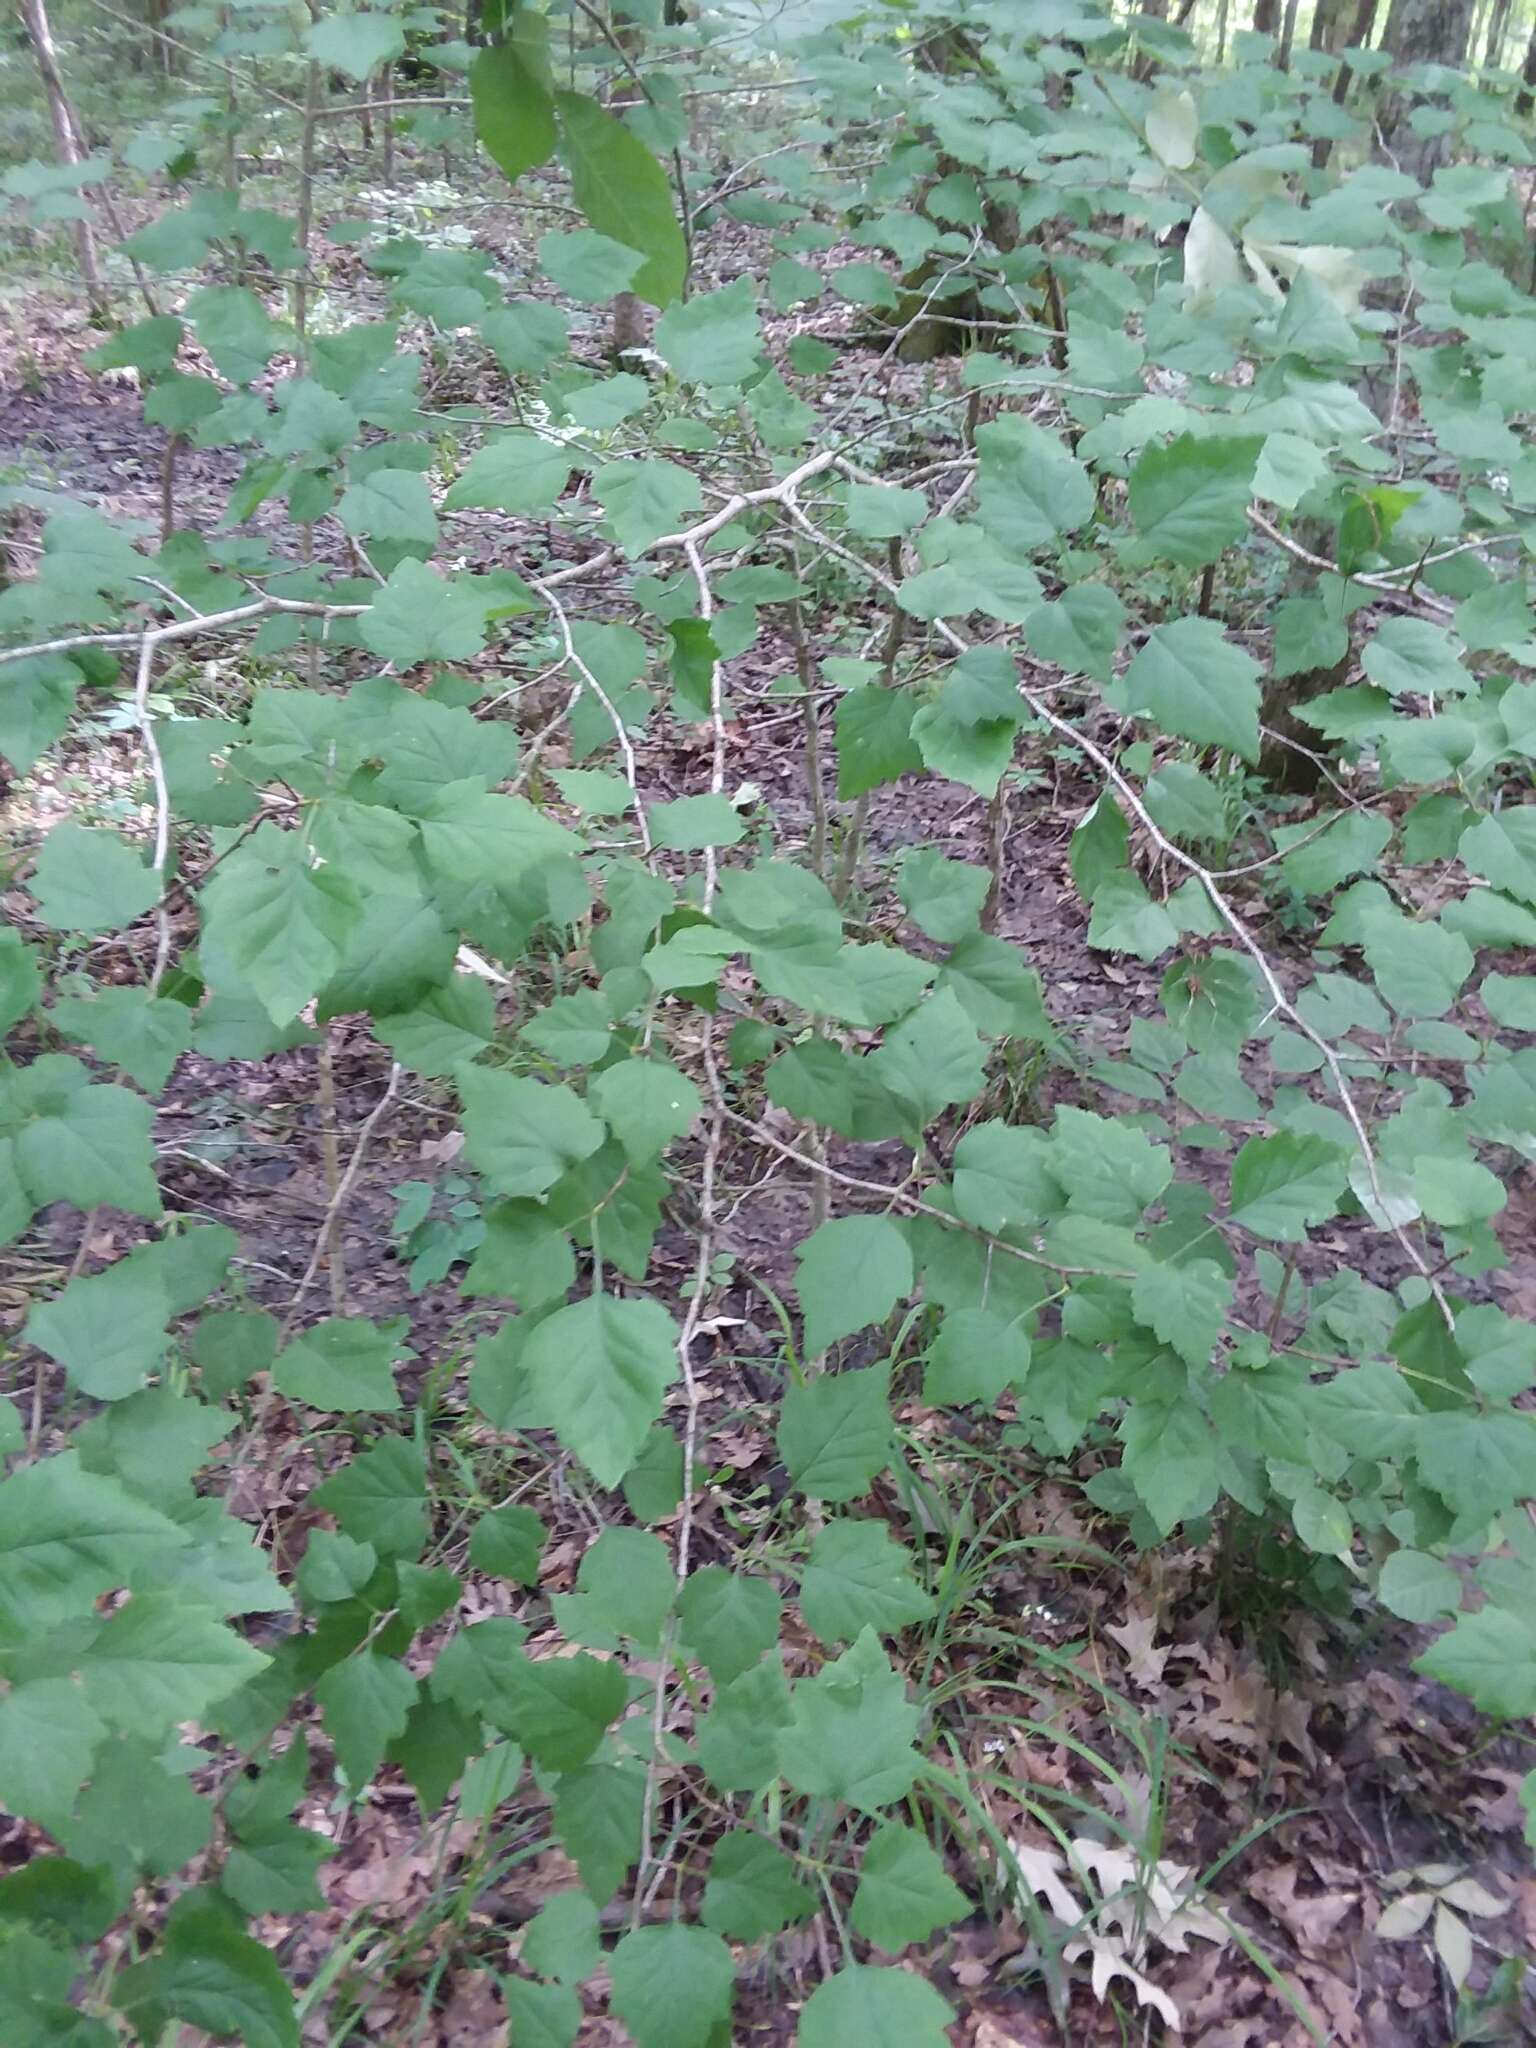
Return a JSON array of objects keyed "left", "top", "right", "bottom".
[{"left": 2, "top": 0, "right": 1536, "bottom": 2041}]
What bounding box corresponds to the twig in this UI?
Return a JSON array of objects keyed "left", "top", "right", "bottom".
[
  {"left": 279, "top": 1062, "right": 402, "bottom": 1342},
  {"left": 131, "top": 632, "right": 173, "bottom": 993}
]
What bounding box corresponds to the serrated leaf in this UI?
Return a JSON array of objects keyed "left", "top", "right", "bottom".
[
  {"left": 459, "top": 1067, "right": 605, "bottom": 1199},
  {"left": 609, "top": 1923, "right": 733, "bottom": 2048},
  {"left": 798, "top": 1965, "right": 954, "bottom": 2048},
  {"left": 701, "top": 1831, "right": 815, "bottom": 1941},
  {"left": 655, "top": 275, "right": 761, "bottom": 385},
  {"left": 1129, "top": 433, "right": 1261, "bottom": 567},
  {"left": 1120, "top": 617, "right": 1262, "bottom": 763},
  {"left": 777, "top": 1363, "right": 892, "bottom": 1502},
  {"left": 1229, "top": 1132, "right": 1347, "bottom": 1240},
  {"left": 521, "top": 1294, "right": 679, "bottom": 1488},
  {"left": 555, "top": 90, "right": 686, "bottom": 307},
  {"left": 80, "top": 1593, "right": 269, "bottom": 1737},
  {"left": 1131, "top": 1259, "right": 1231, "bottom": 1366},
  {"left": 677, "top": 1567, "right": 781, "bottom": 1684},
  {"left": 800, "top": 1519, "right": 933, "bottom": 1643},
  {"left": 850, "top": 1822, "right": 969, "bottom": 1951},
  {"left": 273, "top": 1316, "right": 404, "bottom": 1414},
  {"left": 795, "top": 1214, "right": 913, "bottom": 1355},
  {"left": 778, "top": 1627, "right": 920, "bottom": 1811},
  {"left": 29, "top": 823, "right": 160, "bottom": 934},
  {"left": 306, "top": 11, "right": 405, "bottom": 81}
]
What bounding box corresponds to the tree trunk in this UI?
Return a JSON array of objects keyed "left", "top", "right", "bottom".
[
  {"left": 1518, "top": 22, "right": 1536, "bottom": 113},
  {"left": 20, "top": 0, "right": 107, "bottom": 318},
  {"left": 1277, "top": 0, "right": 1302, "bottom": 64},
  {"left": 1381, "top": 0, "right": 1473, "bottom": 171},
  {"left": 1253, "top": 0, "right": 1282, "bottom": 35},
  {"left": 608, "top": 21, "right": 651, "bottom": 367},
  {"left": 1482, "top": 0, "right": 1512, "bottom": 66},
  {"left": 1383, "top": 0, "right": 1473, "bottom": 65}
]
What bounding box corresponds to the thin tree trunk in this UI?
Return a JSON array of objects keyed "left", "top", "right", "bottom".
[
  {"left": 1381, "top": 0, "right": 1474, "bottom": 165},
  {"left": 1277, "top": 0, "right": 1302, "bottom": 64},
  {"left": 1253, "top": 0, "right": 1282, "bottom": 35},
  {"left": 20, "top": 0, "right": 107, "bottom": 318},
  {"left": 1517, "top": 21, "right": 1536, "bottom": 113},
  {"left": 1483, "top": 0, "right": 1512, "bottom": 66}
]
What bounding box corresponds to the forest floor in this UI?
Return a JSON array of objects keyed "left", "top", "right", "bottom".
[{"left": 1, "top": 144, "right": 1534, "bottom": 2048}]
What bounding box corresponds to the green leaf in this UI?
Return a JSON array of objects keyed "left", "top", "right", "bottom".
[
  {"left": 551, "top": 1757, "right": 645, "bottom": 1902},
  {"left": 200, "top": 825, "right": 358, "bottom": 1025},
  {"left": 443, "top": 430, "right": 573, "bottom": 516},
  {"left": 655, "top": 276, "right": 761, "bottom": 384},
  {"left": 1229, "top": 1132, "right": 1347, "bottom": 1240},
  {"left": 594, "top": 458, "right": 702, "bottom": 555},
  {"left": 897, "top": 850, "right": 988, "bottom": 942},
  {"left": 1023, "top": 584, "right": 1124, "bottom": 684},
  {"left": 795, "top": 1215, "right": 913, "bottom": 1355},
  {"left": 589, "top": 1059, "right": 701, "bottom": 1166},
  {"left": 0, "top": 1452, "right": 186, "bottom": 1633},
  {"left": 0, "top": 930, "right": 40, "bottom": 1034},
  {"left": 1414, "top": 1608, "right": 1536, "bottom": 1720},
  {"left": 501, "top": 1979, "right": 579, "bottom": 2048},
  {"left": 1119, "top": 1398, "right": 1219, "bottom": 1535},
  {"left": 26, "top": 1258, "right": 169, "bottom": 1402},
  {"left": 12, "top": 1067, "right": 161, "bottom": 1219},
  {"left": 311, "top": 1437, "right": 428, "bottom": 1558},
  {"left": 296, "top": 1529, "right": 377, "bottom": 1606},
  {"left": 1131, "top": 1259, "right": 1231, "bottom": 1366},
  {"left": 80, "top": 1592, "right": 269, "bottom": 1737},
  {"left": 469, "top": 1504, "right": 545, "bottom": 1587},
  {"left": 1415, "top": 1411, "right": 1536, "bottom": 1522},
  {"left": 1292, "top": 1486, "right": 1353, "bottom": 1557},
  {"left": 842, "top": 482, "right": 930, "bottom": 540},
  {"left": 0, "top": 1679, "right": 107, "bottom": 1829},
  {"left": 609, "top": 1924, "right": 733, "bottom": 2048},
  {"left": 799, "top": 1965, "right": 954, "bottom": 2048},
  {"left": 868, "top": 988, "right": 986, "bottom": 1126},
  {"left": 359, "top": 559, "right": 493, "bottom": 666},
  {"left": 555, "top": 90, "right": 686, "bottom": 307},
  {"left": 1360, "top": 910, "right": 1473, "bottom": 1019},
  {"left": 459, "top": 1067, "right": 605, "bottom": 1199},
  {"left": 1129, "top": 433, "right": 1262, "bottom": 567},
  {"left": 952, "top": 1120, "right": 1061, "bottom": 1233},
  {"left": 1051, "top": 1106, "right": 1170, "bottom": 1225},
  {"left": 677, "top": 1566, "right": 781, "bottom": 1684},
  {"left": 28, "top": 824, "right": 159, "bottom": 934},
  {"left": 521, "top": 1294, "right": 679, "bottom": 1488},
  {"left": 471, "top": 27, "right": 556, "bottom": 183},
  {"left": 114, "top": 1891, "right": 298, "bottom": 2048},
  {"left": 701, "top": 1832, "right": 814, "bottom": 1941},
  {"left": 274, "top": 1316, "right": 405, "bottom": 1414},
  {"left": 648, "top": 794, "right": 745, "bottom": 851},
  {"left": 571, "top": 1526, "right": 675, "bottom": 1647},
  {"left": 1120, "top": 617, "right": 1262, "bottom": 763},
  {"left": 0, "top": 655, "right": 80, "bottom": 772},
  {"left": 536, "top": 227, "right": 645, "bottom": 302},
  {"left": 835, "top": 685, "right": 921, "bottom": 799},
  {"left": 314, "top": 1653, "right": 417, "bottom": 1787},
  {"left": 850, "top": 1823, "right": 969, "bottom": 1951},
  {"left": 337, "top": 467, "right": 437, "bottom": 549},
  {"left": 503, "top": 1648, "right": 626, "bottom": 1769},
  {"left": 975, "top": 415, "right": 1094, "bottom": 555},
  {"left": 1378, "top": 1549, "right": 1461, "bottom": 1623},
  {"left": 376, "top": 976, "right": 496, "bottom": 1078},
  {"left": 923, "top": 1306, "right": 1029, "bottom": 1407},
  {"left": 778, "top": 1628, "right": 921, "bottom": 1813},
  {"left": 1460, "top": 811, "right": 1536, "bottom": 907},
  {"left": 1363, "top": 616, "right": 1472, "bottom": 697},
  {"left": 800, "top": 1519, "right": 933, "bottom": 1643},
  {"left": 697, "top": 1653, "right": 790, "bottom": 1795},
  {"left": 777, "top": 1364, "right": 892, "bottom": 1502},
  {"left": 521, "top": 1890, "right": 601, "bottom": 1985},
  {"left": 50, "top": 987, "right": 191, "bottom": 1092},
  {"left": 306, "top": 11, "right": 405, "bottom": 81}
]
